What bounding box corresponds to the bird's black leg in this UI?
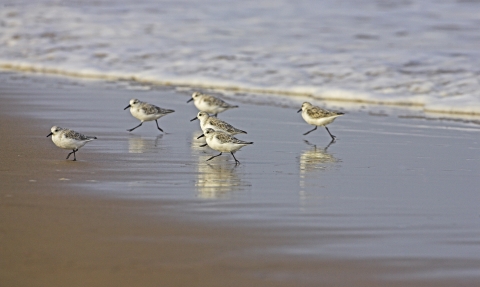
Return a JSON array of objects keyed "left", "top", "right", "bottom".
[
  {"left": 303, "top": 126, "right": 317, "bottom": 136},
  {"left": 231, "top": 152, "right": 241, "bottom": 165},
  {"left": 325, "top": 126, "right": 336, "bottom": 141},
  {"left": 206, "top": 152, "right": 222, "bottom": 161},
  {"left": 155, "top": 120, "right": 164, "bottom": 132},
  {"left": 127, "top": 122, "right": 143, "bottom": 132},
  {"left": 213, "top": 113, "right": 218, "bottom": 117},
  {"left": 199, "top": 143, "right": 208, "bottom": 147},
  {"left": 66, "top": 149, "right": 77, "bottom": 161}
]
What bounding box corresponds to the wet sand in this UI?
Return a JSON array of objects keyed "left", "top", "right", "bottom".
[{"left": 1, "top": 72, "right": 480, "bottom": 286}]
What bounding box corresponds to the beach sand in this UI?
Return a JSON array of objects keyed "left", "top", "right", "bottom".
[{"left": 1, "top": 72, "right": 480, "bottom": 286}]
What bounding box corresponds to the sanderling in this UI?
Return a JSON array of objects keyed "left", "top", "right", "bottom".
[
  {"left": 46, "top": 126, "right": 97, "bottom": 161},
  {"left": 202, "top": 128, "right": 253, "bottom": 165},
  {"left": 124, "top": 99, "right": 174, "bottom": 132},
  {"left": 187, "top": 92, "right": 238, "bottom": 116},
  {"left": 298, "top": 102, "right": 344, "bottom": 141},
  {"left": 190, "top": 111, "right": 247, "bottom": 139}
]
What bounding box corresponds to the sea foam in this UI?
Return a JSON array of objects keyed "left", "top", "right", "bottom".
[{"left": 1, "top": 0, "right": 480, "bottom": 116}]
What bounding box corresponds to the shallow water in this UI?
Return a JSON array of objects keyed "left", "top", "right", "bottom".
[
  {"left": 3, "top": 73, "right": 480, "bottom": 283},
  {"left": 1, "top": 0, "right": 480, "bottom": 114}
]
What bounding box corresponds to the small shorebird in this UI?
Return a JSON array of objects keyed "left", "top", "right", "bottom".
[
  {"left": 124, "top": 99, "right": 174, "bottom": 133},
  {"left": 203, "top": 128, "right": 253, "bottom": 165},
  {"left": 298, "top": 102, "right": 344, "bottom": 141},
  {"left": 46, "top": 126, "right": 97, "bottom": 161},
  {"left": 187, "top": 92, "right": 238, "bottom": 116},
  {"left": 191, "top": 111, "right": 247, "bottom": 139}
]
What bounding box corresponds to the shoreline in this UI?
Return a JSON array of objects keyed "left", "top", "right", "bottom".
[
  {"left": 1, "top": 71, "right": 480, "bottom": 286},
  {"left": 2, "top": 67, "right": 480, "bottom": 118}
]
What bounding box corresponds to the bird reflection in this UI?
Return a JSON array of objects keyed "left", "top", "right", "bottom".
[
  {"left": 191, "top": 130, "right": 249, "bottom": 198},
  {"left": 195, "top": 160, "right": 245, "bottom": 199},
  {"left": 128, "top": 134, "right": 163, "bottom": 153},
  {"left": 299, "top": 140, "right": 340, "bottom": 208},
  {"left": 299, "top": 140, "right": 339, "bottom": 173}
]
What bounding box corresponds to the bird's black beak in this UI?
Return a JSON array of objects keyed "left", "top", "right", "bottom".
[
  {"left": 297, "top": 108, "right": 302, "bottom": 113},
  {"left": 190, "top": 116, "right": 198, "bottom": 122},
  {"left": 124, "top": 104, "right": 131, "bottom": 110},
  {"left": 46, "top": 132, "right": 53, "bottom": 137},
  {"left": 187, "top": 98, "right": 193, "bottom": 103},
  {"left": 197, "top": 134, "right": 205, "bottom": 139}
]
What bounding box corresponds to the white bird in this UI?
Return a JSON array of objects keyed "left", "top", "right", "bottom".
[
  {"left": 298, "top": 102, "right": 344, "bottom": 141},
  {"left": 202, "top": 128, "right": 253, "bottom": 165},
  {"left": 124, "top": 99, "right": 174, "bottom": 133},
  {"left": 187, "top": 92, "right": 238, "bottom": 116},
  {"left": 190, "top": 111, "right": 246, "bottom": 139},
  {"left": 46, "top": 126, "right": 97, "bottom": 161}
]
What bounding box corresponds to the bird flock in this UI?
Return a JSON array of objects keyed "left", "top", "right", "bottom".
[{"left": 47, "top": 92, "right": 344, "bottom": 164}]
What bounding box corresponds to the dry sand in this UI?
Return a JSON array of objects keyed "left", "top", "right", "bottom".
[{"left": 1, "top": 72, "right": 480, "bottom": 286}]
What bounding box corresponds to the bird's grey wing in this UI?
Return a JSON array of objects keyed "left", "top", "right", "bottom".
[
  {"left": 64, "top": 130, "right": 90, "bottom": 140},
  {"left": 142, "top": 104, "right": 174, "bottom": 115},
  {"left": 209, "top": 118, "right": 237, "bottom": 133},
  {"left": 307, "top": 106, "right": 336, "bottom": 118},
  {"left": 216, "top": 133, "right": 251, "bottom": 144}
]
